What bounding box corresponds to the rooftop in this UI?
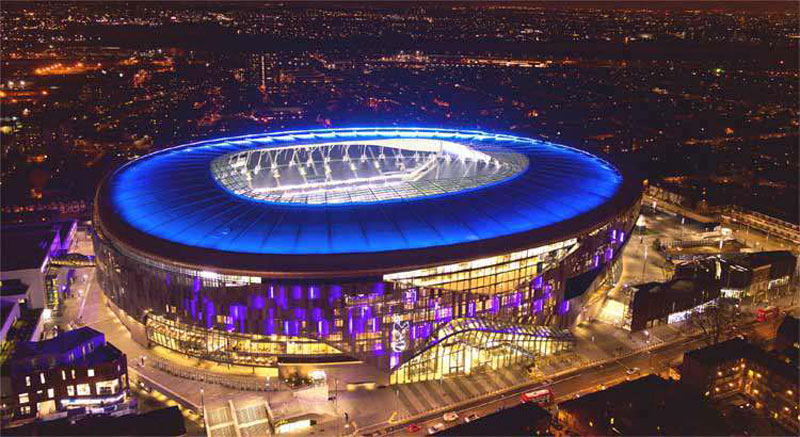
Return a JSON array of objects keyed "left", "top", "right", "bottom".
[
  {"left": 0, "top": 279, "right": 29, "bottom": 296},
  {"left": 0, "top": 221, "right": 75, "bottom": 271},
  {"left": 559, "top": 375, "right": 729, "bottom": 435},
  {"left": 1, "top": 226, "right": 55, "bottom": 272},
  {"left": 439, "top": 402, "right": 551, "bottom": 436},
  {"left": 97, "top": 127, "right": 640, "bottom": 274},
  {"left": 684, "top": 338, "right": 797, "bottom": 382},
  {"left": 5, "top": 326, "right": 124, "bottom": 373},
  {"left": 635, "top": 277, "right": 704, "bottom": 295},
  {"left": 728, "top": 250, "right": 796, "bottom": 269},
  {"left": 5, "top": 406, "right": 186, "bottom": 436}
]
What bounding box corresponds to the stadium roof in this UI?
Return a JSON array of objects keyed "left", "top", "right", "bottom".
[{"left": 96, "top": 128, "right": 640, "bottom": 275}]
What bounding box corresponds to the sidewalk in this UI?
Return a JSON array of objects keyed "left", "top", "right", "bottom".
[{"left": 53, "top": 271, "right": 272, "bottom": 412}]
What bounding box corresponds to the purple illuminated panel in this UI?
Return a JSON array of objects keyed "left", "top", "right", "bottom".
[
  {"left": 291, "top": 285, "right": 303, "bottom": 300},
  {"left": 467, "top": 302, "right": 476, "bottom": 317},
  {"left": 436, "top": 307, "right": 453, "bottom": 321},
  {"left": 265, "top": 309, "right": 275, "bottom": 335},
  {"left": 204, "top": 299, "right": 215, "bottom": 329},
  {"left": 329, "top": 285, "right": 342, "bottom": 303},
  {"left": 276, "top": 286, "right": 288, "bottom": 309},
  {"left": 252, "top": 295, "right": 266, "bottom": 310}
]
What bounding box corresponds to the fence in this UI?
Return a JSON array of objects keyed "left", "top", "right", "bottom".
[{"left": 148, "top": 357, "right": 281, "bottom": 392}]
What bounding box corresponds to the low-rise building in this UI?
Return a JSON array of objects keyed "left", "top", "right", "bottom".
[
  {"left": 0, "top": 327, "right": 129, "bottom": 427},
  {"left": 676, "top": 251, "right": 796, "bottom": 302},
  {"left": 627, "top": 276, "right": 720, "bottom": 332},
  {"left": 680, "top": 338, "right": 799, "bottom": 433},
  {"left": 0, "top": 220, "right": 77, "bottom": 309},
  {"left": 5, "top": 405, "right": 186, "bottom": 436},
  {"left": 557, "top": 375, "right": 728, "bottom": 436},
  {"left": 440, "top": 402, "right": 551, "bottom": 436},
  {"left": 774, "top": 315, "right": 798, "bottom": 364},
  {"left": 0, "top": 300, "right": 21, "bottom": 344}
]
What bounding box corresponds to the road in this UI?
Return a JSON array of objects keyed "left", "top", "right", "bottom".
[
  {"left": 644, "top": 195, "right": 796, "bottom": 252},
  {"left": 359, "top": 313, "right": 788, "bottom": 437}
]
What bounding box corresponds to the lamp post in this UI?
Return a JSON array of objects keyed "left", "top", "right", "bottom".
[{"left": 641, "top": 242, "right": 648, "bottom": 282}]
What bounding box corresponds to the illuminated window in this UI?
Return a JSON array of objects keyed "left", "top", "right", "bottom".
[
  {"left": 18, "top": 393, "right": 29, "bottom": 404},
  {"left": 61, "top": 370, "right": 66, "bottom": 381},
  {"left": 71, "top": 369, "right": 76, "bottom": 379},
  {"left": 47, "top": 388, "right": 54, "bottom": 399},
  {"left": 95, "top": 379, "right": 120, "bottom": 396},
  {"left": 87, "top": 369, "right": 95, "bottom": 377},
  {"left": 20, "top": 406, "right": 30, "bottom": 415},
  {"left": 25, "top": 376, "right": 31, "bottom": 387},
  {"left": 40, "top": 373, "right": 46, "bottom": 384},
  {"left": 76, "top": 384, "right": 91, "bottom": 396},
  {"left": 67, "top": 385, "right": 75, "bottom": 396}
]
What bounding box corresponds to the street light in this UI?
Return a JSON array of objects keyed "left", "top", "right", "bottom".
[{"left": 200, "top": 388, "right": 205, "bottom": 419}]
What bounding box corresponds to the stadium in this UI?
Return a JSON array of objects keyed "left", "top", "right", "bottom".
[{"left": 93, "top": 127, "right": 642, "bottom": 384}]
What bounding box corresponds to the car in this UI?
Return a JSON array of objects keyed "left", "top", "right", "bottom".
[
  {"left": 406, "top": 424, "right": 421, "bottom": 433},
  {"left": 428, "top": 423, "right": 445, "bottom": 434},
  {"left": 464, "top": 413, "right": 479, "bottom": 423},
  {"left": 625, "top": 367, "right": 640, "bottom": 375},
  {"left": 443, "top": 412, "right": 459, "bottom": 422}
]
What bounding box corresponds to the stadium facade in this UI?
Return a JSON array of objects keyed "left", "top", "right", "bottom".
[{"left": 93, "top": 128, "right": 642, "bottom": 384}]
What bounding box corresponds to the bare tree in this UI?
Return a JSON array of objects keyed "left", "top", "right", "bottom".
[{"left": 686, "top": 299, "right": 738, "bottom": 345}]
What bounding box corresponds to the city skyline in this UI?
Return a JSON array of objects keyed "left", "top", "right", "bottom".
[{"left": 0, "top": 2, "right": 797, "bottom": 436}]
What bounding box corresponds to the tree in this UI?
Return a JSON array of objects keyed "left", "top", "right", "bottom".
[{"left": 686, "top": 299, "right": 738, "bottom": 345}]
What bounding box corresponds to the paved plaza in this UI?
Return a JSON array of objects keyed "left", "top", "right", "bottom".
[{"left": 45, "top": 206, "right": 797, "bottom": 435}]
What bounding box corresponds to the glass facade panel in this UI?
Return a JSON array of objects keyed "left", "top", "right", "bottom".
[{"left": 94, "top": 198, "right": 638, "bottom": 382}]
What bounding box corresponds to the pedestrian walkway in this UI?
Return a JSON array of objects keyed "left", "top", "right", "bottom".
[
  {"left": 205, "top": 399, "right": 272, "bottom": 437},
  {"left": 149, "top": 356, "right": 279, "bottom": 392},
  {"left": 390, "top": 365, "right": 531, "bottom": 420}
]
